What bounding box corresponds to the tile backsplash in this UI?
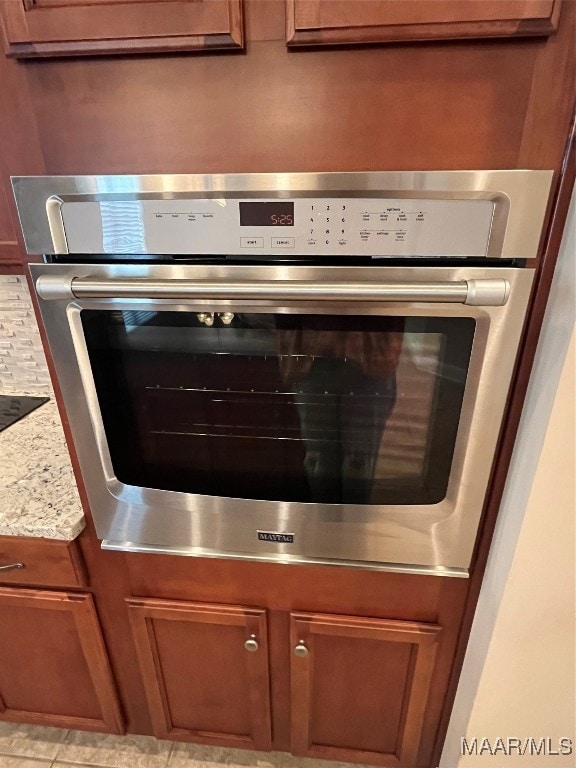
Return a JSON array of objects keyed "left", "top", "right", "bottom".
[{"left": 0, "top": 274, "right": 52, "bottom": 396}]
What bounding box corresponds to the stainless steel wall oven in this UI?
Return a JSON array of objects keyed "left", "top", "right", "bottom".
[{"left": 13, "top": 172, "right": 552, "bottom": 576}]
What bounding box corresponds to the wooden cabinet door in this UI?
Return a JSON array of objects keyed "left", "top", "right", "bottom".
[
  {"left": 290, "top": 611, "right": 441, "bottom": 767},
  {"left": 286, "top": 0, "right": 562, "bottom": 46},
  {"left": 0, "top": 0, "right": 244, "bottom": 59},
  {"left": 127, "top": 598, "right": 272, "bottom": 750},
  {"left": 0, "top": 587, "right": 124, "bottom": 733}
]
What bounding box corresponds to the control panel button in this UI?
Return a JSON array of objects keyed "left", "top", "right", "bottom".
[
  {"left": 240, "top": 237, "right": 264, "bottom": 248},
  {"left": 271, "top": 237, "right": 295, "bottom": 248}
]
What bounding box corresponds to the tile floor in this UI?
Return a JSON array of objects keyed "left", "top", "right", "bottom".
[{"left": 0, "top": 723, "right": 349, "bottom": 768}]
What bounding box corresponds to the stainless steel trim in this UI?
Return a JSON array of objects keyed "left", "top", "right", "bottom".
[
  {"left": 46, "top": 196, "right": 69, "bottom": 255},
  {"left": 0, "top": 563, "right": 25, "bottom": 572},
  {"left": 100, "top": 540, "right": 470, "bottom": 577},
  {"left": 37, "top": 275, "right": 510, "bottom": 306},
  {"left": 13, "top": 171, "right": 553, "bottom": 259}
]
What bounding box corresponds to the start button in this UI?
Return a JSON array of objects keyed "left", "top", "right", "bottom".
[{"left": 240, "top": 237, "right": 264, "bottom": 248}]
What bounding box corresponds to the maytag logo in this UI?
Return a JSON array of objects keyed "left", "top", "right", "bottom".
[{"left": 257, "top": 531, "right": 295, "bottom": 544}]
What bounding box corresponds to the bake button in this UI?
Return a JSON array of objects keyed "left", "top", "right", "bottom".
[
  {"left": 271, "top": 237, "right": 295, "bottom": 248},
  {"left": 240, "top": 237, "right": 264, "bottom": 248}
]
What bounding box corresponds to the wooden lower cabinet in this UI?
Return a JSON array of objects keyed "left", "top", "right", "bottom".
[
  {"left": 127, "top": 598, "right": 272, "bottom": 750},
  {"left": 126, "top": 596, "right": 442, "bottom": 767},
  {"left": 290, "top": 612, "right": 442, "bottom": 767},
  {"left": 0, "top": 587, "right": 124, "bottom": 733}
]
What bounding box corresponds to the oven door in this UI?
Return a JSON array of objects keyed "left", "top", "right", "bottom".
[{"left": 32, "top": 263, "right": 533, "bottom": 576}]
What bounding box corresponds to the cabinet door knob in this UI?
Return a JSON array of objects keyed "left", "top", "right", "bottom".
[
  {"left": 294, "top": 641, "right": 309, "bottom": 658},
  {"left": 0, "top": 562, "right": 24, "bottom": 573},
  {"left": 244, "top": 634, "right": 259, "bottom": 652}
]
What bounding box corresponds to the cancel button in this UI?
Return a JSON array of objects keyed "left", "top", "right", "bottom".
[{"left": 271, "top": 237, "right": 295, "bottom": 248}]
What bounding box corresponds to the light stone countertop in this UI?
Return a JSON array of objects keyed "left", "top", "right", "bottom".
[{"left": 0, "top": 398, "right": 85, "bottom": 540}]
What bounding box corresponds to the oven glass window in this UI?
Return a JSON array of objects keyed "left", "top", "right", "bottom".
[{"left": 81, "top": 311, "right": 475, "bottom": 505}]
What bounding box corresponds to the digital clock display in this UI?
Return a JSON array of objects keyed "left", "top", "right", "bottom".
[{"left": 239, "top": 202, "right": 294, "bottom": 227}]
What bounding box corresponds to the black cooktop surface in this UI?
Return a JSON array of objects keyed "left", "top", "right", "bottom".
[{"left": 0, "top": 395, "right": 50, "bottom": 433}]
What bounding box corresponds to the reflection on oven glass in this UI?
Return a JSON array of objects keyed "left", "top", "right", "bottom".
[
  {"left": 81, "top": 311, "right": 474, "bottom": 507},
  {"left": 275, "top": 318, "right": 403, "bottom": 504},
  {"left": 375, "top": 332, "right": 443, "bottom": 483}
]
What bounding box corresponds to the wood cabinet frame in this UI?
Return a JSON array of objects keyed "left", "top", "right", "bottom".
[{"left": 290, "top": 612, "right": 442, "bottom": 767}]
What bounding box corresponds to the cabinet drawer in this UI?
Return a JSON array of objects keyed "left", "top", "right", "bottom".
[{"left": 0, "top": 536, "right": 86, "bottom": 588}]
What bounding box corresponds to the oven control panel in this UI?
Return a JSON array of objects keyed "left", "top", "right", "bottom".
[{"left": 60, "top": 196, "right": 495, "bottom": 258}]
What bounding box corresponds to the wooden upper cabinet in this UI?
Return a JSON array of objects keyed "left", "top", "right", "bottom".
[
  {"left": 0, "top": 0, "right": 244, "bottom": 59},
  {"left": 286, "top": 0, "right": 562, "bottom": 46},
  {"left": 290, "top": 611, "right": 441, "bottom": 767},
  {"left": 127, "top": 598, "right": 272, "bottom": 750}
]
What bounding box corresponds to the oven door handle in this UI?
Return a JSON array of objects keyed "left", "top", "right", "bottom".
[{"left": 36, "top": 276, "right": 510, "bottom": 306}]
